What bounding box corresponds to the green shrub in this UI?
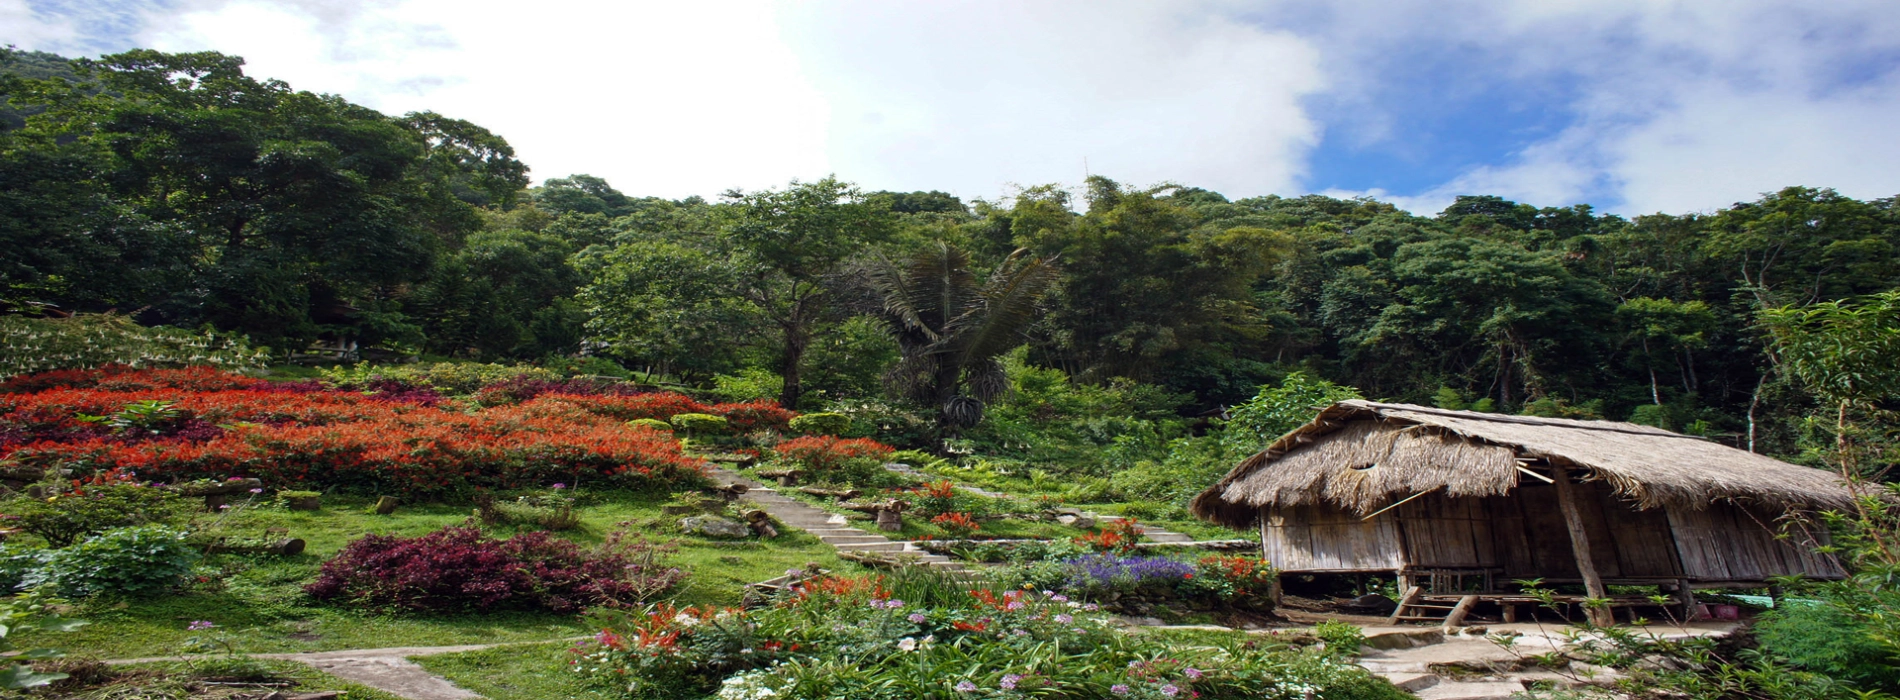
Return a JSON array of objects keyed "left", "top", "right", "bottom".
[
  {"left": 318, "top": 361, "right": 557, "bottom": 395},
  {"left": 42, "top": 526, "right": 199, "bottom": 597},
  {"left": 668, "top": 413, "right": 728, "bottom": 434},
  {"left": 542, "top": 355, "right": 631, "bottom": 379},
  {"left": 482, "top": 493, "right": 582, "bottom": 531},
  {"left": 886, "top": 449, "right": 950, "bottom": 471},
  {"left": 710, "top": 368, "right": 782, "bottom": 403},
  {"left": 788, "top": 412, "right": 850, "bottom": 436},
  {"left": 2, "top": 484, "right": 191, "bottom": 547},
  {"left": 1314, "top": 620, "right": 1366, "bottom": 658},
  {"left": 0, "top": 314, "right": 267, "bottom": 380},
  {"left": 1755, "top": 588, "right": 1900, "bottom": 691},
  {"left": 826, "top": 398, "right": 934, "bottom": 447},
  {"left": 628, "top": 418, "right": 674, "bottom": 432}
]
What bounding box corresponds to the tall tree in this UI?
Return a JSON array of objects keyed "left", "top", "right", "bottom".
[
  {"left": 722, "top": 178, "right": 895, "bottom": 408},
  {"left": 869, "top": 242, "right": 1059, "bottom": 432}
]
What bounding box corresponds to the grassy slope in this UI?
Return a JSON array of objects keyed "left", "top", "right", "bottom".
[{"left": 38, "top": 491, "right": 844, "bottom": 660}]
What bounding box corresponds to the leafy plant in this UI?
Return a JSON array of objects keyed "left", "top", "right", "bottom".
[
  {"left": 1313, "top": 620, "right": 1365, "bottom": 658},
  {"left": 1, "top": 483, "right": 190, "bottom": 547},
  {"left": 0, "top": 589, "right": 88, "bottom": 690},
  {"left": 40, "top": 526, "right": 199, "bottom": 597}
]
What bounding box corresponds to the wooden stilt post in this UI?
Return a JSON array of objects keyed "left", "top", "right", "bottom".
[{"left": 1549, "top": 464, "right": 1614, "bottom": 627}]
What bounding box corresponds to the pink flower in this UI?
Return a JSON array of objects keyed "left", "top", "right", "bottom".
[
  {"left": 1111, "top": 685, "right": 1131, "bottom": 695},
  {"left": 909, "top": 613, "right": 927, "bottom": 624},
  {"left": 187, "top": 620, "right": 216, "bottom": 631},
  {"left": 1184, "top": 668, "right": 1202, "bottom": 679},
  {"left": 1001, "top": 674, "right": 1021, "bottom": 690},
  {"left": 552, "top": 483, "right": 567, "bottom": 489},
  {"left": 955, "top": 680, "right": 977, "bottom": 692},
  {"left": 249, "top": 488, "right": 263, "bottom": 494},
  {"left": 1054, "top": 614, "right": 1072, "bottom": 624},
  {"left": 1161, "top": 684, "right": 1180, "bottom": 696}
]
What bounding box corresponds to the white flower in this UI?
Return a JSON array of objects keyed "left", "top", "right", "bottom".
[{"left": 897, "top": 637, "right": 918, "bottom": 652}]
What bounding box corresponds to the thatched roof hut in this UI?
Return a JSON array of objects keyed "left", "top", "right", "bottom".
[{"left": 1190, "top": 401, "right": 1851, "bottom": 622}]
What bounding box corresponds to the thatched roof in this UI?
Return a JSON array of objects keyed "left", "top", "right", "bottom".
[{"left": 1191, "top": 400, "right": 1855, "bottom": 528}]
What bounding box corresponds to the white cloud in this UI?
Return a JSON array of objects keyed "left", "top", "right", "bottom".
[
  {"left": 1, "top": 0, "right": 80, "bottom": 51},
  {"left": 103, "top": 0, "right": 1326, "bottom": 202},
  {"left": 132, "top": 0, "right": 831, "bottom": 198},
  {"left": 1297, "top": 0, "right": 1900, "bottom": 214},
  {"left": 780, "top": 1, "right": 1325, "bottom": 202}
]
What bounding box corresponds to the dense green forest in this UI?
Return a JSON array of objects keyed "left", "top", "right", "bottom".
[{"left": 5, "top": 48, "right": 1899, "bottom": 471}]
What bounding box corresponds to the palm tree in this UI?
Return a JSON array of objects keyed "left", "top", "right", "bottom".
[{"left": 868, "top": 243, "right": 1059, "bottom": 434}]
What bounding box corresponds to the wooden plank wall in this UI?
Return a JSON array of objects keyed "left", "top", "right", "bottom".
[
  {"left": 1395, "top": 485, "right": 1681, "bottom": 580},
  {"left": 1259, "top": 504, "right": 1403, "bottom": 572},
  {"left": 1393, "top": 494, "right": 1494, "bottom": 568},
  {"left": 1667, "top": 503, "right": 1846, "bottom": 581}
]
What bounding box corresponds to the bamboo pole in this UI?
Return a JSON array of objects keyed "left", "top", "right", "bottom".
[{"left": 1550, "top": 465, "right": 1614, "bottom": 626}]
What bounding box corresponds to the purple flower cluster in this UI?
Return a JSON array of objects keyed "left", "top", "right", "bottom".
[{"left": 1061, "top": 554, "right": 1196, "bottom": 590}]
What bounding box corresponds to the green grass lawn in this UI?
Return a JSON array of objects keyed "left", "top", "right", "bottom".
[
  {"left": 32, "top": 489, "right": 845, "bottom": 660},
  {"left": 417, "top": 641, "right": 619, "bottom": 700}
]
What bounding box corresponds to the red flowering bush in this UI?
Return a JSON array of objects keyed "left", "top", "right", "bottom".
[
  {"left": 708, "top": 400, "right": 794, "bottom": 433},
  {"left": 1074, "top": 518, "right": 1144, "bottom": 554},
  {"left": 0, "top": 368, "right": 707, "bottom": 498},
  {"left": 772, "top": 436, "right": 894, "bottom": 471},
  {"left": 910, "top": 480, "right": 959, "bottom": 516},
  {"left": 305, "top": 525, "right": 684, "bottom": 614},
  {"left": 930, "top": 512, "right": 981, "bottom": 538}
]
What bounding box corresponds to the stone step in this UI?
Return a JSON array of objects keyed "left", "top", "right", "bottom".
[
  {"left": 1376, "top": 672, "right": 1438, "bottom": 692},
  {"left": 834, "top": 542, "right": 909, "bottom": 553},
  {"left": 819, "top": 537, "right": 892, "bottom": 546},
  {"left": 1413, "top": 681, "right": 1522, "bottom": 700}
]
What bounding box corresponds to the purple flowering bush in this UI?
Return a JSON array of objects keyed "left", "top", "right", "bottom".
[{"left": 306, "top": 524, "right": 682, "bottom": 614}]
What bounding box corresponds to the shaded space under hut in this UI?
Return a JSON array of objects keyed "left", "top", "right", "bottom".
[{"left": 1190, "top": 400, "right": 1852, "bottom": 626}]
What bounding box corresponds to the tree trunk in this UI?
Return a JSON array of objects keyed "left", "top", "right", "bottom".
[
  {"left": 1746, "top": 374, "right": 1766, "bottom": 453},
  {"left": 778, "top": 327, "right": 807, "bottom": 410}
]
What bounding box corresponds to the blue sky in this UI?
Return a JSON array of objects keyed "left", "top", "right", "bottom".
[{"left": 7, "top": 0, "right": 1900, "bottom": 216}]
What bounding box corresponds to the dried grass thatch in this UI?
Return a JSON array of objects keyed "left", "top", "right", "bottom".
[{"left": 1191, "top": 400, "right": 1855, "bottom": 528}]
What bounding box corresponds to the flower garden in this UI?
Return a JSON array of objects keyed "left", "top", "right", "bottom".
[{"left": 0, "top": 365, "right": 1398, "bottom": 700}]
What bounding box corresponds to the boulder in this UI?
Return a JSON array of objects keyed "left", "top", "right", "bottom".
[{"left": 681, "top": 515, "right": 751, "bottom": 539}]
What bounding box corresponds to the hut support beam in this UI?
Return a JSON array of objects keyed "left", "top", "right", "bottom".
[{"left": 1550, "top": 465, "right": 1615, "bottom": 626}]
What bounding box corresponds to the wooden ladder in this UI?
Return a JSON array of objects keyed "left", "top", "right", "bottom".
[{"left": 1387, "top": 587, "right": 1479, "bottom": 627}]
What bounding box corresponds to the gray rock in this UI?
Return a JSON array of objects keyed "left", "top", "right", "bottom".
[{"left": 680, "top": 515, "right": 751, "bottom": 539}]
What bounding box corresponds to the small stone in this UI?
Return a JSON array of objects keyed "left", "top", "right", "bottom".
[{"left": 680, "top": 515, "right": 751, "bottom": 539}]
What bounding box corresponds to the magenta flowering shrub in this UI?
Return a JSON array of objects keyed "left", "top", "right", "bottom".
[{"left": 305, "top": 525, "right": 682, "bottom": 614}]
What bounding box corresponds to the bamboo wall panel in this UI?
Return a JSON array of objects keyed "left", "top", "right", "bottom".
[
  {"left": 1667, "top": 503, "right": 1845, "bottom": 581},
  {"left": 1395, "top": 494, "right": 1496, "bottom": 569},
  {"left": 1259, "top": 504, "right": 1403, "bottom": 572}
]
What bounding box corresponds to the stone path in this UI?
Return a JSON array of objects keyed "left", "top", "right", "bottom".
[
  {"left": 705, "top": 466, "right": 968, "bottom": 571},
  {"left": 110, "top": 643, "right": 514, "bottom": 700}
]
